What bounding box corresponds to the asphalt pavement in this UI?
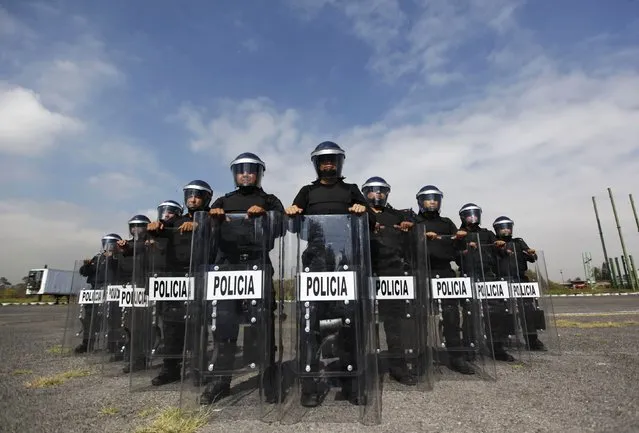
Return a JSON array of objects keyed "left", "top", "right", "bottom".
[{"left": 0, "top": 298, "right": 637, "bottom": 433}]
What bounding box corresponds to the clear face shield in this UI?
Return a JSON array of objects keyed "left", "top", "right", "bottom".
[
  {"left": 184, "top": 189, "right": 210, "bottom": 212},
  {"left": 493, "top": 222, "right": 514, "bottom": 238},
  {"left": 418, "top": 193, "right": 442, "bottom": 213},
  {"left": 363, "top": 185, "right": 390, "bottom": 208},
  {"left": 232, "top": 162, "right": 264, "bottom": 188},
  {"left": 101, "top": 239, "right": 118, "bottom": 253},
  {"left": 313, "top": 153, "right": 344, "bottom": 179},
  {"left": 157, "top": 205, "right": 181, "bottom": 223},
  {"left": 461, "top": 209, "right": 482, "bottom": 227}
]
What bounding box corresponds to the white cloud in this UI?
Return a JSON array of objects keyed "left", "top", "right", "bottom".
[
  {"left": 0, "top": 84, "right": 84, "bottom": 156},
  {"left": 176, "top": 66, "right": 639, "bottom": 282}
]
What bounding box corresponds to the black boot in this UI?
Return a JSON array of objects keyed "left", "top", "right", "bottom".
[
  {"left": 74, "top": 341, "right": 88, "bottom": 354},
  {"left": 527, "top": 336, "right": 547, "bottom": 351},
  {"left": 152, "top": 360, "right": 181, "bottom": 386},
  {"left": 449, "top": 356, "right": 475, "bottom": 375},
  {"left": 199, "top": 380, "right": 231, "bottom": 405}
]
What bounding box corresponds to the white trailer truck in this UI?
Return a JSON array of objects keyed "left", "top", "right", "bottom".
[{"left": 25, "top": 267, "right": 87, "bottom": 303}]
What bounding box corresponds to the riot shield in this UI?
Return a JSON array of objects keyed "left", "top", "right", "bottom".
[
  {"left": 180, "top": 210, "right": 280, "bottom": 422},
  {"left": 515, "top": 250, "right": 560, "bottom": 355},
  {"left": 491, "top": 240, "right": 533, "bottom": 365},
  {"left": 126, "top": 236, "right": 156, "bottom": 390},
  {"left": 373, "top": 223, "right": 433, "bottom": 391},
  {"left": 62, "top": 258, "right": 104, "bottom": 357},
  {"left": 431, "top": 232, "right": 496, "bottom": 381},
  {"left": 61, "top": 259, "right": 92, "bottom": 355},
  {"left": 130, "top": 229, "right": 193, "bottom": 392},
  {"left": 279, "top": 214, "right": 380, "bottom": 426}
]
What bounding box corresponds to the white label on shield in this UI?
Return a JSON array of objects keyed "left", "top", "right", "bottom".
[
  {"left": 119, "top": 286, "right": 133, "bottom": 308},
  {"left": 106, "top": 285, "right": 123, "bottom": 302},
  {"left": 133, "top": 287, "right": 148, "bottom": 307},
  {"left": 475, "top": 281, "right": 510, "bottom": 299},
  {"left": 79, "top": 289, "right": 94, "bottom": 304},
  {"left": 148, "top": 277, "right": 194, "bottom": 301},
  {"left": 299, "top": 271, "right": 357, "bottom": 301},
  {"left": 511, "top": 282, "right": 540, "bottom": 298},
  {"left": 206, "top": 270, "right": 263, "bottom": 300},
  {"left": 372, "top": 276, "right": 415, "bottom": 300},
  {"left": 431, "top": 277, "right": 472, "bottom": 299}
]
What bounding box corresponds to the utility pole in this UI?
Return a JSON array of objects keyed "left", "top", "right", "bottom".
[
  {"left": 614, "top": 257, "right": 625, "bottom": 288},
  {"left": 592, "top": 196, "right": 612, "bottom": 283},
  {"left": 608, "top": 188, "right": 636, "bottom": 290},
  {"left": 583, "top": 252, "right": 594, "bottom": 287},
  {"left": 608, "top": 258, "right": 618, "bottom": 288},
  {"left": 630, "top": 194, "right": 639, "bottom": 233}
]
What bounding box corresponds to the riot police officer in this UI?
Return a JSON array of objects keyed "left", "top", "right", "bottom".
[
  {"left": 201, "top": 152, "right": 284, "bottom": 404},
  {"left": 117, "top": 214, "right": 153, "bottom": 373},
  {"left": 361, "top": 177, "right": 416, "bottom": 384},
  {"left": 493, "top": 216, "right": 546, "bottom": 351},
  {"left": 285, "top": 141, "right": 370, "bottom": 408},
  {"left": 457, "top": 203, "right": 514, "bottom": 362},
  {"left": 413, "top": 186, "right": 473, "bottom": 374},
  {"left": 75, "top": 233, "right": 122, "bottom": 353},
  {"left": 148, "top": 181, "right": 213, "bottom": 385}
]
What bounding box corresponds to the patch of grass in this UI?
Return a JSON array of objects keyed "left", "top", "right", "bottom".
[
  {"left": 12, "top": 369, "right": 33, "bottom": 375},
  {"left": 137, "top": 407, "right": 159, "bottom": 418},
  {"left": 134, "top": 407, "right": 208, "bottom": 433},
  {"left": 99, "top": 406, "right": 120, "bottom": 416},
  {"left": 555, "top": 319, "right": 639, "bottom": 329},
  {"left": 24, "top": 368, "right": 91, "bottom": 389},
  {"left": 46, "top": 345, "right": 71, "bottom": 355}
]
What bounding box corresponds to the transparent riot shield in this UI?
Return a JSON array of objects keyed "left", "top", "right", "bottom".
[
  {"left": 180, "top": 210, "right": 280, "bottom": 422},
  {"left": 515, "top": 250, "right": 561, "bottom": 355},
  {"left": 61, "top": 259, "right": 91, "bottom": 355},
  {"left": 373, "top": 223, "right": 433, "bottom": 392},
  {"left": 431, "top": 232, "right": 497, "bottom": 381},
  {"left": 482, "top": 240, "right": 530, "bottom": 367},
  {"left": 130, "top": 229, "right": 193, "bottom": 392},
  {"left": 62, "top": 257, "right": 104, "bottom": 357},
  {"left": 279, "top": 214, "right": 380, "bottom": 426},
  {"left": 99, "top": 250, "right": 128, "bottom": 376}
]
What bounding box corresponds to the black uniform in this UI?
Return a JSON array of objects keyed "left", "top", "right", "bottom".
[
  {"left": 292, "top": 178, "right": 372, "bottom": 406},
  {"left": 199, "top": 188, "right": 283, "bottom": 404}
]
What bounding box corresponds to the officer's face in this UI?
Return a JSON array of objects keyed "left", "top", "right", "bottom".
[
  {"left": 367, "top": 191, "right": 386, "bottom": 201},
  {"left": 498, "top": 228, "right": 512, "bottom": 237},
  {"left": 422, "top": 199, "right": 440, "bottom": 211},
  {"left": 161, "top": 210, "right": 177, "bottom": 222},
  {"left": 318, "top": 157, "right": 336, "bottom": 171},
  {"left": 235, "top": 171, "right": 257, "bottom": 186},
  {"left": 187, "top": 195, "right": 203, "bottom": 208}
]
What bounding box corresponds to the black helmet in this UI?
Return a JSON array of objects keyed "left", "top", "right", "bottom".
[
  {"left": 311, "top": 141, "right": 345, "bottom": 179},
  {"left": 459, "top": 203, "right": 482, "bottom": 227},
  {"left": 128, "top": 214, "right": 151, "bottom": 240},
  {"left": 183, "top": 180, "right": 213, "bottom": 211},
  {"left": 157, "top": 200, "right": 183, "bottom": 223},
  {"left": 362, "top": 176, "right": 391, "bottom": 208},
  {"left": 493, "top": 216, "right": 514, "bottom": 239},
  {"left": 230, "top": 152, "right": 266, "bottom": 188},
  {"left": 416, "top": 185, "right": 444, "bottom": 214},
  {"left": 101, "top": 233, "right": 122, "bottom": 252}
]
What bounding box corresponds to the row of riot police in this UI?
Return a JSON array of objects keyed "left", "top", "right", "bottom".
[{"left": 63, "top": 140, "right": 554, "bottom": 425}]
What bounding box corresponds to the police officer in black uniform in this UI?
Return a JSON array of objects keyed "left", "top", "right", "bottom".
[
  {"left": 413, "top": 186, "right": 474, "bottom": 374},
  {"left": 361, "top": 176, "right": 416, "bottom": 384},
  {"left": 201, "top": 152, "right": 283, "bottom": 404},
  {"left": 285, "top": 141, "right": 371, "bottom": 408},
  {"left": 493, "top": 216, "right": 546, "bottom": 351},
  {"left": 147, "top": 181, "right": 213, "bottom": 385},
  {"left": 457, "top": 203, "right": 514, "bottom": 362},
  {"left": 117, "top": 214, "right": 153, "bottom": 373},
  {"left": 75, "top": 233, "right": 122, "bottom": 353}
]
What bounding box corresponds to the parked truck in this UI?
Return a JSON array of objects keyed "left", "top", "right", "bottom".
[{"left": 25, "top": 266, "right": 87, "bottom": 303}]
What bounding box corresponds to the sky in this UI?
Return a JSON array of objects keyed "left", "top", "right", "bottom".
[{"left": 1, "top": 0, "right": 638, "bottom": 285}]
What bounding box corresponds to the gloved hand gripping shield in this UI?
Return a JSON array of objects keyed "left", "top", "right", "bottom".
[
  {"left": 372, "top": 222, "right": 434, "bottom": 391},
  {"left": 278, "top": 214, "right": 381, "bottom": 426},
  {"left": 180, "top": 211, "right": 279, "bottom": 422}
]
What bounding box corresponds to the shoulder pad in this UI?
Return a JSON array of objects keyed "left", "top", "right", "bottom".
[{"left": 223, "top": 191, "right": 235, "bottom": 198}]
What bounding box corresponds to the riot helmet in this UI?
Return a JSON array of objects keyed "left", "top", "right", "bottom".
[
  {"left": 128, "top": 214, "right": 151, "bottom": 241},
  {"left": 416, "top": 185, "right": 444, "bottom": 214},
  {"left": 311, "top": 141, "right": 345, "bottom": 180},
  {"left": 101, "top": 233, "right": 122, "bottom": 252},
  {"left": 230, "top": 152, "right": 265, "bottom": 188},
  {"left": 459, "top": 203, "right": 482, "bottom": 228},
  {"left": 157, "top": 200, "right": 183, "bottom": 223},
  {"left": 183, "top": 180, "right": 213, "bottom": 212},
  {"left": 362, "top": 176, "right": 391, "bottom": 208},
  {"left": 493, "top": 216, "right": 514, "bottom": 239}
]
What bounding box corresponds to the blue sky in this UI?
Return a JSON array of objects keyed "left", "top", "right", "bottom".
[{"left": 1, "top": 0, "right": 638, "bottom": 283}]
